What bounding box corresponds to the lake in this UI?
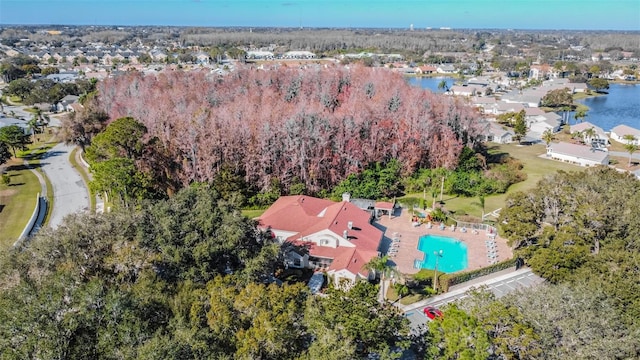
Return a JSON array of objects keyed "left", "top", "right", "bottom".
[
  {"left": 408, "top": 77, "right": 640, "bottom": 132},
  {"left": 406, "top": 76, "right": 456, "bottom": 94},
  {"left": 570, "top": 83, "right": 640, "bottom": 131}
]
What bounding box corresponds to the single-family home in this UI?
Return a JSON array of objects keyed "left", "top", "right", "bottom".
[
  {"left": 570, "top": 122, "right": 609, "bottom": 147},
  {"left": 485, "top": 122, "right": 514, "bottom": 144},
  {"left": 610, "top": 124, "right": 640, "bottom": 145},
  {"left": 529, "top": 64, "right": 554, "bottom": 80},
  {"left": 55, "top": 95, "right": 80, "bottom": 112},
  {"left": 258, "top": 195, "right": 384, "bottom": 287},
  {"left": 450, "top": 85, "right": 479, "bottom": 97},
  {"left": 528, "top": 112, "right": 562, "bottom": 136},
  {"left": 415, "top": 65, "right": 437, "bottom": 75},
  {"left": 0, "top": 117, "right": 31, "bottom": 135},
  {"left": 546, "top": 142, "right": 609, "bottom": 167},
  {"left": 436, "top": 64, "right": 456, "bottom": 74}
]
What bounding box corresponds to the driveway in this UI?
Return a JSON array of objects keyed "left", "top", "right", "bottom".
[{"left": 40, "top": 143, "right": 90, "bottom": 228}]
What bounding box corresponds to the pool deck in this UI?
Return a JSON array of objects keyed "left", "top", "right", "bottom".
[{"left": 374, "top": 208, "right": 513, "bottom": 275}]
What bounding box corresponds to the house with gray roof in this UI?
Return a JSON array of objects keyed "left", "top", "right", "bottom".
[
  {"left": 546, "top": 142, "right": 609, "bottom": 167},
  {"left": 436, "top": 64, "right": 456, "bottom": 74},
  {"left": 570, "top": 122, "right": 609, "bottom": 147},
  {"left": 486, "top": 122, "right": 514, "bottom": 144},
  {"left": 610, "top": 124, "right": 640, "bottom": 145}
]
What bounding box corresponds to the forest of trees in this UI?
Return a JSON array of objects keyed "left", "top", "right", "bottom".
[
  {"left": 2, "top": 168, "right": 638, "bottom": 359},
  {"left": 63, "top": 65, "right": 484, "bottom": 202},
  {"left": 0, "top": 185, "right": 411, "bottom": 359}
]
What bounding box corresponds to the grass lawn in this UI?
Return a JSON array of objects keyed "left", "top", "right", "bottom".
[
  {"left": 242, "top": 208, "right": 266, "bottom": 219},
  {"left": 401, "top": 143, "right": 585, "bottom": 219},
  {"left": 0, "top": 159, "right": 41, "bottom": 249}
]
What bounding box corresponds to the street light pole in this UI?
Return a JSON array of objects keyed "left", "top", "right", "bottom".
[{"left": 433, "top": 250, "right": 443, "bottom": 292}]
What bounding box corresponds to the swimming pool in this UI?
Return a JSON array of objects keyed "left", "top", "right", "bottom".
[{"left": 416, "top": 235, "right": 468, "bottom": 273}]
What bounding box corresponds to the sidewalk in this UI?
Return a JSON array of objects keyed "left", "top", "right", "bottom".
[
  {"left": 400, "top": 267, "right": 537, "bottom": 313},
  {"left": 73, "top": 148, "right": 104, "bottom": 213}
]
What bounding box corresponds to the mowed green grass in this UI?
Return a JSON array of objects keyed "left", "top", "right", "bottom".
[
  {"left": 0, "top": 160, "right": 41, "bottom": 249},
  {"left": 242, "top": 208, "right": 267, "bottom": 219},
  {"left": 403, "top": 143, "right": 585, "bottom": 219}
]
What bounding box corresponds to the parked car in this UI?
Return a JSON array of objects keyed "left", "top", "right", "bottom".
[{"left": 423, "top": 306, "right": 443, "bottom": 320}]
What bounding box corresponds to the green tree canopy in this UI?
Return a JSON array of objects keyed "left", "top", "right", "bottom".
[
  {"left": 85, "top": 116, "right": 147, "bottom": 163},
  {"left": 0, "top": 125, "right": 28, "bottom": 157},
  {"left": 587, "top": 77, "right": 610, "bottom": 92}
]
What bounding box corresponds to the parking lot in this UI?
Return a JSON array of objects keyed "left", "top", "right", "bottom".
[{"left": 403, "top": 268, "right": 544, "bottom": 332}]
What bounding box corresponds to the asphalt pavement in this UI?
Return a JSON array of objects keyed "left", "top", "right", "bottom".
[
  {"left": 402, "top": 268, "right": 544, "bottom": 333},
  {"left": 40, "top": 143, "right": 90, "bottom": 228}
]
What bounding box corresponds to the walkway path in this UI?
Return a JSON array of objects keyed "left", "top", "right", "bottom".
[{"left": 40, "top": 143, "right": 90, "bottom": 228}]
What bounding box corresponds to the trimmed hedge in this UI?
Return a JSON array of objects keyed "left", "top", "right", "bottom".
[{"left": 439, "top": 258, "right": 517, "bottom": 292}]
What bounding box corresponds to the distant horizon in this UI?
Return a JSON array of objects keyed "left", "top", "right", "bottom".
[{"left": 1, "top": 0, "right": 639, "bottom": 31}]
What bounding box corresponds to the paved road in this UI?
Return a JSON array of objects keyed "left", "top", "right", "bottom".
[
  {"left": 609, "top": 150, "right": 640, "bottom": 161},
  {"left": 402, "top": 268, "right": 544, "bottom": 332},
  {"left": 40, "top": 143, "right": 90, "bottom": 228}
]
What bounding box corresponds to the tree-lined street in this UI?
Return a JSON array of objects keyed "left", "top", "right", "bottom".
[{"left": 40, "top": 142, "right": 90, "bottom": 228}]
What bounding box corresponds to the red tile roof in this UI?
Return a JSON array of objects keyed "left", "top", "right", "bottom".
[{"left": 258, "top": 195, "right": 383, "bottom": 276}]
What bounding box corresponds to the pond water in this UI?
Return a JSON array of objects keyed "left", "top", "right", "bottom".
[
  {"left": 569, "top": 83, "right": 640, "bottom": 131},
  {"left": 408, "top": 77, "right": 640, "bottom": 132},
  {"left": 406, "top": 76, "right": 456, "bottom": 93}
]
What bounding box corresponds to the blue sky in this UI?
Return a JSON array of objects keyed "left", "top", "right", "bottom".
[{"left": 1, "top": 0, "right": 639, "bottom": 30}]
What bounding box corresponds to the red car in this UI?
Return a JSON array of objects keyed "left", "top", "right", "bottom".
[{"left": 423, "top": 306, "right": 443, "bottom": 320}]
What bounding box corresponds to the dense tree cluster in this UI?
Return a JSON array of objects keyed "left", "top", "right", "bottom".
[
  {"left": 89, "top": 65, "right": 483, "bottom": 197},
  {"left": 0, "top": 185, "right": 410, "bottom": 359},
  {"left": 499, "top": 167, "right": 640, "bottom": 326},
  {"left": 2, "top": 77, "right": 96, "bottom": 105}
]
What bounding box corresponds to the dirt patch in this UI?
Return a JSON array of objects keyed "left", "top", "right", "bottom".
[{"left": 0, "top": 189, "right": 18, "bottom": 197}]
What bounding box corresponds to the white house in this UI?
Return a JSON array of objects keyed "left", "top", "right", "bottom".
[
  {"left": 436, "top": 64, "right": 456, "bottom": 74},
  {"left": 283, "top": 51, "right": 316, "bottom": 59},
  {"left": 450, "top": 85, "right": 480, "bottom": 97},
  {"left": 570, "top": 122, "right": 609, "bottom": 147},
  {"left": 246, "top": 50, "right": 274, "bottom": 60},
  {"left": 610, "top": 124, "right": 640, "bottom": 145},
  {"left": 485, "top": 122, "right": 514, "bottom": 144},
  {"left": 546, "top": 142, "right": 609, "bottom": 167},
  {"left": 529, "top": 112, "right": 562, "bottom": 134},
  {"left": 0, "top": 117, "right": 32, "bottom": 135}
]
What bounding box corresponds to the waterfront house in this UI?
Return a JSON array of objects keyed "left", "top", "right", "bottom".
[
  {"left": 436, "top": 64, "right": 456, "bottom": 74},
  {"left": 610, "top": 124, "right": 640, "bottom": 145},
  {"left": 570, "top": 122, "right": 609, "bottom": 147},
  {"left": 415, "top": 65, "right": 437, "bottom": 75}
]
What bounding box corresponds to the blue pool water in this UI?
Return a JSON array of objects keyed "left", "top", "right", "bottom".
[{"left": 416, "top": 235, "right": 468, "bottom": 273}]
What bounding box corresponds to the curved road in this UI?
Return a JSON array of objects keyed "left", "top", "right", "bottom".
[{"left": 40, "top": 143, "right": 90, "bottom": 228}]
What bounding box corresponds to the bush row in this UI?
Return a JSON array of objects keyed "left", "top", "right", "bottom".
[{"left": 439, "top": 258, "right": 517, "bottom": 292}]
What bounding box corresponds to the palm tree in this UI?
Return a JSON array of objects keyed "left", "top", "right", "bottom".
[
  {"left": 574, "top": 108, "right": 588, "bottom": 123},
  {"left": 393, "top": 282, "right": 410, "bottom": 300},
  {"left": 364, "top": 255, "right": 398, "bottom": 302},
  {"left": 542, "top": 129, "right": 554, "bottom": 147},
  {"left": 583, "top": 127, "right": 597, "bottom": 145},
  {"left": 623, "top": 134, "right": 638, "bottom": 167},
  {"left": 478, "top": 194, "right": 485, "bottom": 221},
  {"left": 27, "top": 116, "right": 39, "bottom": 142},
  {"left": 437, "top": 79, "right": 450, "bottom": 93}
]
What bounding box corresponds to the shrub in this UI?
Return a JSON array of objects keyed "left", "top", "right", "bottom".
[{"left": 439, "top": 258, "right": 517, "bottom": 292}]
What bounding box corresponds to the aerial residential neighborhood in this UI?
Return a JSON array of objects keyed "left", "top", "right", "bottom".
[{"left": 1, "top": 18, "right": 639, "bottom": 359}]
